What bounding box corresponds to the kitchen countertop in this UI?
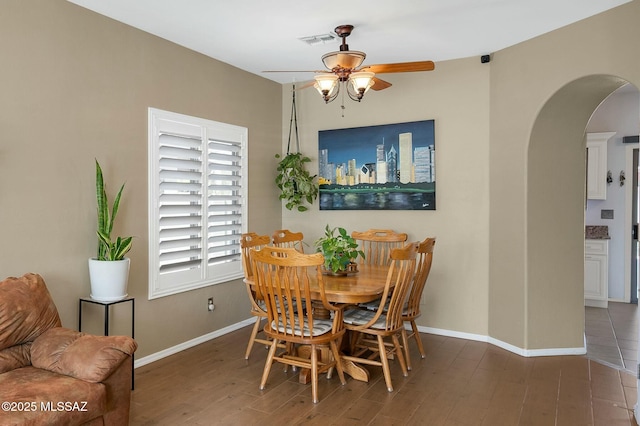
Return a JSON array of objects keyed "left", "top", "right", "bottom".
[{"left": 585, "top": 225, "right": 610, "bottom": 239}]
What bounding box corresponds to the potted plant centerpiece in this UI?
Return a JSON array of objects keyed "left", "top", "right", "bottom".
[
  {"left": 88, "top": 160, "right": 133, "bottom": 302},
  {"left": 314, "top": 225, "right": 365, "bottom": 275}
]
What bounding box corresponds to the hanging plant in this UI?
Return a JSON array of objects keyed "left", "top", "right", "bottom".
[
  {"left": 275, "top": 152, "right": 318, "bottom": 211},
  {"left": 275, "top": 84, "right": 319, "bottom": 212}
]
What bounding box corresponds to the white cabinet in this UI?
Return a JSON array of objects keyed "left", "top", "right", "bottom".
[
  {"left": 584, "top": 239, "right": 608, "bottom": 308},
  {"left": 586, "top": 132, "right": 615, "bottom": 200}
]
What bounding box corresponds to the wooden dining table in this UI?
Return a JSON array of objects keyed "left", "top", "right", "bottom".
[{"left": 245, "top": 263, "right": 392, "bottom": 383}]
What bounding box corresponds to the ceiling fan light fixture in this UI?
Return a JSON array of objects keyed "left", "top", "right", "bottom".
[
  {"left": 321, "top": 51, "right": 366, "bottom": 70},
  {"left": 348, "top": 71, "right": 375, "bottom": 101},
  {"left": 265, "top": 24, "right": 434, "bottom": 111},
  {"left": 314, "top": 74, "right": 339, "bottom": 103},
  {"left": 349, "top": 71, "right": 375, "bottom": 91}
]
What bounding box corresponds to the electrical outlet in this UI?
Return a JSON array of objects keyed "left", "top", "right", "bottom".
[{"left": 207, "top": 298, "right": 215, "bottom": 312}]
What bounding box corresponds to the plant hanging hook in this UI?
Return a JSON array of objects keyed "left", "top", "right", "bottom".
[{"left": 286, "top": 84, "right": 300, "bottom": 154}]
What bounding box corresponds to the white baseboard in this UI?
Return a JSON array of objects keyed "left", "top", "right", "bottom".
[
  {"left": 134, "top": 319, "right": 586, "bottom": 369},
  {"left": 416, "top": 325, "right": 586, "bottom": 357},
  {"left": 134, "top": 318, "right": 254, "bottom": 369},
  {"left": 609, "top": 297, "right": 627, "bottom": 303},
  {"left": 585, "top": 298, "right": 608, "bottom": 308}
]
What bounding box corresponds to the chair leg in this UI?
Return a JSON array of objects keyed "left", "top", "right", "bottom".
[
  {"left": 410, "top": 320, "right": 426, "bottom": 358},
  {"left": 283, "top": 342, "right": 296, "bottom": 373},
  {"left": 311, "top": 344, "right": 319, "bottom": 403},
  {"left": 259, "top": 339, "right": 279, "bottom": 391},
  {"left": 401, "top": 328, "right": 412, "bottom": 371},
  {"left": 391, "top": 333, "right": 408, "bottom": 377},
  {"left": 329, "top": 340, "right": 347, "bottom": 386},
  {"left": 245, "top": 316, "right": 263, "bottom": 360},
  {"left": 326, "top": 334, "right": 345, "bottom": 379},
  {"left": 377, "top": 335, "right": 394, "bottom": 392}
]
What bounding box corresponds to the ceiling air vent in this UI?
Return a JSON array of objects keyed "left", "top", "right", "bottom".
[{"left": 298, "top": 33, "right": 339, "bottom": 46}]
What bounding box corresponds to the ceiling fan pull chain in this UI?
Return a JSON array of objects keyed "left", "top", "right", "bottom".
[{"left": 286, "top": 84, "right": 301, "bottom": 154}]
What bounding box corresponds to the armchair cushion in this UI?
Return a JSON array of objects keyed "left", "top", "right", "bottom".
[
  {"left": 31, "top": 327, "right": 137, "bottom": 383},
  {"left": 0, "top": 343, "right": 31, "bottom": 374},
  {"left": 0, "top": 273, "right": 61, "bottom": 351},
  {"left": 0, "top": 366, "right": 107, "bottom": 426}
]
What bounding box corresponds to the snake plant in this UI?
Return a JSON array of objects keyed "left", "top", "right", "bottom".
[{"left": 95, "top": 160, "right": 132, "bottom": 261}]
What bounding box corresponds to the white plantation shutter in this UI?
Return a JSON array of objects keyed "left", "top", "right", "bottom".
[
  {"left": 157, "top": 132, "right": 204, "bottom": 282},
  {"left": 206, "top": 138, "right": 243, "bottom": 267},
  {"left": 149, "top": 108, "right": 247, "bottom": 299}
]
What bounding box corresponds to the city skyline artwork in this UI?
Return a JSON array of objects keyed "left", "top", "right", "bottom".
[{"left": 318, "top": 120, "right": 435, "bottom": 210}]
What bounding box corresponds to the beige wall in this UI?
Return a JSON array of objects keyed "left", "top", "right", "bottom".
[
  {"left": 3, "top": 0, "right": 639, "bottom": 361},
  {"left": 285, "top": 1, "right": 640, "bottom": 352},
  {"left": 490, "top": 1, "right": 640, "bottom": 349},
  {"left": 0, "top": 0, "right": 282, "bottom": 358},
  {"left": 282, "top": 57, "right": 491, "bottom": 337}
]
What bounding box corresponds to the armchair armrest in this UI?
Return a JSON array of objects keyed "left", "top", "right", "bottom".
[{"left": 30, "top": 327, "right": 137, "bottom": 383}]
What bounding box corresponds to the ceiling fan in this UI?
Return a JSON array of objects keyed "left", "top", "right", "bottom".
[{"left": 264, "top": 24, "right": 435, "bottom": 104}]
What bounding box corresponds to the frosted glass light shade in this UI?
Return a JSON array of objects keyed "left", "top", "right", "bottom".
[
  {"left": 349, "top": 71, "right": 375, "bottom": 92},
  {"left": 314, "top": 74, "right": 339, "bottom": 94},
  {"left": 321, "top": 51, "right": 366, "bottom": 70}
]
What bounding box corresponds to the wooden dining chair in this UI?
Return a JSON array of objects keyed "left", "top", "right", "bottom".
[
  {"left": 351, "top": 229, "right": 407, "bottom": 266},
  {"left": 342, "top": 242, "right": 418, "bottom": 392},
  {"left": 240, "top": 232, "right": 273, "bottom": 360},
  {"left": 250, "top": 246, "right": 346, "bottom": 403},
  {"left": 272, "top": 229, "right": 305, "bottom": 253},
  {"left": 403, "top": 237, "right": 436, "bottom": 370}
]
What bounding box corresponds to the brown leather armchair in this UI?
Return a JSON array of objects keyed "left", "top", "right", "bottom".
[{"left": 0, "top": 273, "right": 137, "bottom": 425}]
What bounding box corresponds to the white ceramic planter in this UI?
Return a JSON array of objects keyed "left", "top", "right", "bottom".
[{"left": 88, "top": 257, "right": 130, "bottom": 302}]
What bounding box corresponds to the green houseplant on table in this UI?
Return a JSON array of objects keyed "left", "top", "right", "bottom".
[
  {"left": 88, "top": 160, "right": 133, "bottom": 302},
  {"left": 314, "top": 225, "right": 365, "bottom": 274}
]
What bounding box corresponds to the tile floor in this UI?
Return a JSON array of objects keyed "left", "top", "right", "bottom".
[{"left": 585, "top": 301, "right": 638, "bottom": 374}]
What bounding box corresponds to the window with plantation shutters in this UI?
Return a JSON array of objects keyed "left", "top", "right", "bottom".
[{"left": 148, "top": 108, "right": 247, "bottom": 299}]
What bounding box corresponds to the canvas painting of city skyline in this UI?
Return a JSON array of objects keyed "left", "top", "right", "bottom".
[{"left": 318, "top": 120, "right": 435, "bottom": 210}]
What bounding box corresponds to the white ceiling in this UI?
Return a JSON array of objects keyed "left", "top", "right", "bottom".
[{"left": 67, "top": 0, "right": 630, "bottom": 85}]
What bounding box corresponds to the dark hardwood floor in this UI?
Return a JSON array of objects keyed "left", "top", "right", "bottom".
[{"left": 130, "top": 324, "right": 638, "bottom": 425}]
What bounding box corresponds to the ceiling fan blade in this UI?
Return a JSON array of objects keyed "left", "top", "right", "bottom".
[
  {"left": 294, "top": 81, "right": 316, "bottom": 91},
  {"left": 370, "top": 77, "right": 392, "bottom": 91},
  {"left": 262, "top": 70, "right": 325, "bottom": 73},
  {"left": 363, "top": 61, "right": 435, "bottom": 74}
]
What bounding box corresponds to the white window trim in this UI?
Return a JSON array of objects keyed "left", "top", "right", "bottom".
[{"left": 148, "top": 108, "right": 248, "bottom": 299}]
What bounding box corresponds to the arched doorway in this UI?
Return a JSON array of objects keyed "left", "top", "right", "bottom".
[
  {"left": 526, "top": 75, "right": 630, "bottom": 349},
  {"left": 582, "top": 84, "right": 640, "bottom": 373}
]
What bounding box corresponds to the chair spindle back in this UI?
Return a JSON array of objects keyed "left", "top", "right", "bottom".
[
  {"left": 251, "top": 246, "right": 335, "bottom": 342},
  {"left": 382, "top": 242, "right": 418, "bottom": 331},
  {"left": 271, "top": 229, "right": 305, "bottom": 253},
  {"left": 351, "top": 229, "right": 408, "bottom": 266},
  {"left": 240, "top": 233, "right": 271, "bottom": 280},
  {"left": 405, "top": 237, "right": 436, "bottom": 319}
]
